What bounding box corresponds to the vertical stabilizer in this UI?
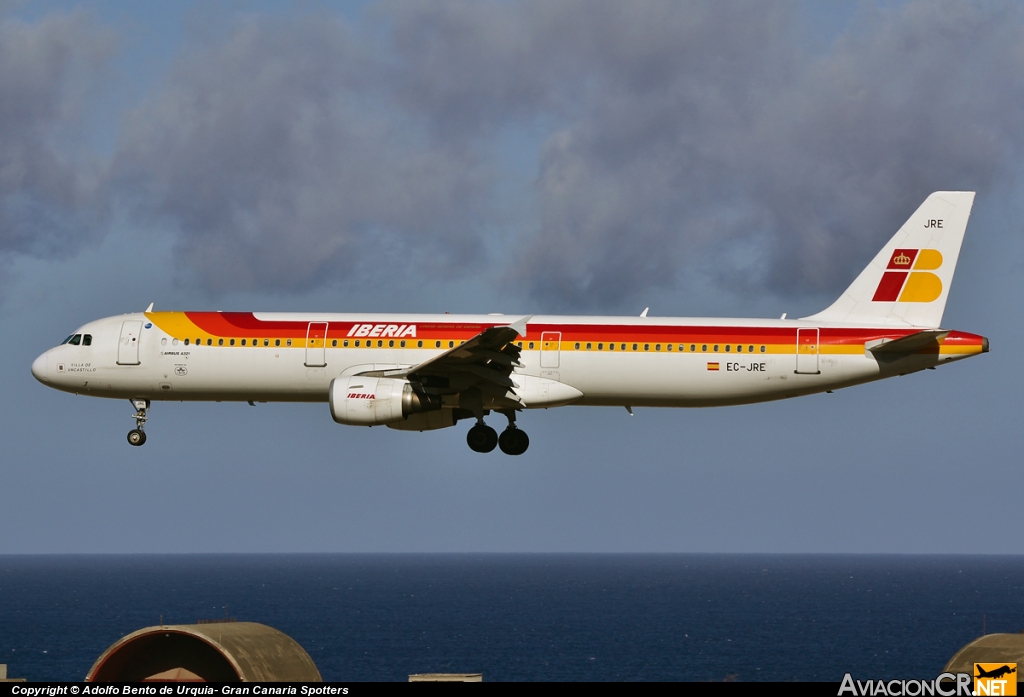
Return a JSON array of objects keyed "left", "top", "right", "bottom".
[{"left": 803, "top": 191, "right": 975, "bottom": 328}]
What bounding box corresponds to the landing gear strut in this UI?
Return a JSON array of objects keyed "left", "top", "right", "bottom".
[
  {"left": 497, "top": 410, "right": 529, "bottom": 456},
  {"left": 127, "top": 399, "right": 149, "bottom": 446}
]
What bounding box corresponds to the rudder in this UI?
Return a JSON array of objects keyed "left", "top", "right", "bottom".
[{"left": 804, "top": 191, "right": 975, "bottom": 328}]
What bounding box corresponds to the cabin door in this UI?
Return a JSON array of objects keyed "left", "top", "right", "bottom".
[
  {"left": 305, "top": 322, "right": 328, "bottom": 367},
  {"left": 540, "top": 331, "right": 561, "bottom": 369},
  {"left": 795, "top": 327, "right": 820, "bottom": 374},
  {"left": 116, "top": 320, "right": 143, "bottom": 365}
]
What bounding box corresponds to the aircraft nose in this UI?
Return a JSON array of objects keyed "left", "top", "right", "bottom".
[{"left": 31, "top": 352, "right": 48, "bottom": 383}]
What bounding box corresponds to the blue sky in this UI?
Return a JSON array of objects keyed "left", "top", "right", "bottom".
[{"left": 1, "top": 1, "right": 1021, "bottom": 553}]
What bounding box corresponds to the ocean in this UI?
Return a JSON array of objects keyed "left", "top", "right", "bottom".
[{"left": 1, "top": 555, "right": 1022, "bottom": 682}]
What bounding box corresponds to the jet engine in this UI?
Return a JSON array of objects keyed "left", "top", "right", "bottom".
[{"left": 329, "top": 376, "right": 440, "bottom": 426}]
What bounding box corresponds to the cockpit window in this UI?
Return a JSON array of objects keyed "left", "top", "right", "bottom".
[
  {"left": 82, "top": 334, "right": 92, "bottom": 346},
  {"left": 61, "top": 335, "right": 73, "bottom": 345},
  {"left": 68, "top": 334, "right": 82, "bottom": 345}
]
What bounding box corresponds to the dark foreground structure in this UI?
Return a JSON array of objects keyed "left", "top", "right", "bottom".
[
  {"left": 944, "top": 633, "right": 1024, "bottom": 678},
  {"left": 86, "top": 622, "right": 322, "bottom": 682}
]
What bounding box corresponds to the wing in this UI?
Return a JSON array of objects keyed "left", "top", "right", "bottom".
[{"left": 379, "top": 316, "right": 532, "bottom": 410}]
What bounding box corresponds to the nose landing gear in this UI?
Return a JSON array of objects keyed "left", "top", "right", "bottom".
[{"left": 127, "top": 399, "right": 149, "bottom": 446}]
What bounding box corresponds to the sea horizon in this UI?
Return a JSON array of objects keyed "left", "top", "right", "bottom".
[{"left": 2, "top": 553, "right": 1022, "bottom": 681}]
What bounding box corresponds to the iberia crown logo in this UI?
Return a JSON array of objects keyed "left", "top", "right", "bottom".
[{"left": 872, "top": 248, "right": 944, "bottom": 302}]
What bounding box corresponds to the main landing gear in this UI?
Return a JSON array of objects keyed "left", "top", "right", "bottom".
[
  {"left": 127, "top": 399, "right": 149, "bottom": 446},
  {"left": 466, "top": 411, "right": 529, "bottom": 456}
]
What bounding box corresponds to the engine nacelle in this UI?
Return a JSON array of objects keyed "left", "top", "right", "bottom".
[{"left": 329, "top": 376, "right": 440, "bottom": 426}]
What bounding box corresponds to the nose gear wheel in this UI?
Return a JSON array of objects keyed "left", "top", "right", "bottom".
[{"left": 127, "top": 399, "right": 150, "bottom": 447}]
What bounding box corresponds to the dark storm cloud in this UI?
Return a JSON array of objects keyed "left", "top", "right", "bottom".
[
  {"left": 113, "top": 13, "right": 486, "bottom": 294},
  {"left": 108, "top": 1, "right": 1024, "bottom": 304},
  {"left": 0, "top": 11, "right": 113, "bottom": 259},
  {"left": 486, "top": 0, "right": 1024, "bottom": 307}
]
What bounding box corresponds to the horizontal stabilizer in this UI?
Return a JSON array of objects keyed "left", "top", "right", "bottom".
[{"left": 866, "top": 330, "right": 949, "bottom": 354}]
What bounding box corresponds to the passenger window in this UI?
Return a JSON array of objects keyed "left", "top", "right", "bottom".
[
  {"left": 574, "top": 343, "right": 580, "bottom": 350},
  {"left": 184, "top": 338, "right": 190, "bottom": 346},
  {"left": 417, "top": 341, "right": 422, "bottom": 348},
  {"left": 377, "top": 340, "right": 383, "bottom": 347},
  {"left": 286, "top": 339, "right": 292, "bottom": 346},
  {"left": 608, "top": 343, "right": 614, "bottom": 351},
  {"left": 230, "top": 339, "right": 236, "bottom": 346},
  {"left": 331, "top": 339, "right": 337, "bottom": 347},
  {"left": 264, "top": 339, "right": 269, "bottom": 346},
  {"left": 666, "top": 344, "right": 672, "bottom": 351},
  {"left": 691, "top": 344, "right": 696, "bottom": 352},
  {"left": 714, "top": 345, "right": 719, "bottom": 352},
  {"left": 621, "top": 344, "right": 626, "bottom": 351},
  {"left": 725, "top": 345, "right": 730, "bottom": 352},
  {"left": 586, "top": 343, "right": 592, "bottom": 350},
  {"left": 68, "top": 334, "right": 81, "bottom": 345},
  {"left": 748, "top": 345, "right": 754, "bottom": 353},
  {"left": 344, "top": 340, "right": 349, "bottom": 347},
  {"left": 529, "top": 342, "right": 534, "bottom": 349},
  {"left": 644, "top": 344, "right": 649, "bottom": 351},
  {"left": 598, "top": 343, "right": 603, "bottom": 350},
  {"left": 161, "top": 337, "right": 167, "bottom": 346},
  {"left": 449, "top": 341, "right": 454, "bottom": 348},
  {"left": 207, "top": 339, "right": 213, "bottom": 346},
  {"left": 355, "top": 340, "right": 360, "bottom": 347},
  {"left": 400, "top": 340, "right": 406, "bottom": 348},
  {"left": 83, "top": 335, "right": 92, "bottom": 346},
  {"left": 218, "top": 339, "right": 224, "bottom": 346},
  {"left": 275, "top": 339, "right": 281, "bottom": 347},
  {"left": 737, "top": 345, "right": 742, "bottom": 352},
  {"left": 241, "top": 339, "right": 246, "bottom": 346},
  {"left": 632, "top": 343, "right": 638, "bottom": 351},
  {"left": 701, "top": 344, "right": 707, "bottom": 352},
  {"left": 388, "top": 340, "right": 394, "bottom": 348},
  {"left": 760, "top": 345, "right": 766, "bottom": 353},
  {"left": 655, "top": 344, "right": 661, "bottom": 351}
]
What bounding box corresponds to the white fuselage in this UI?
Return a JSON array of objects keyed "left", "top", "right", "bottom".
[{"left": 31, "top": 311, "right": 985, "bottom": 409}]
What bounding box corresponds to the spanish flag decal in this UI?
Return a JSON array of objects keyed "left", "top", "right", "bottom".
[{"left": 707, "top": 362, "right": 720, "bottom": 371}]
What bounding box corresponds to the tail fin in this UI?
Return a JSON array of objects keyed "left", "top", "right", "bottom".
[{"left": 804, "top": 191, "right": 975, "bottom": 328}]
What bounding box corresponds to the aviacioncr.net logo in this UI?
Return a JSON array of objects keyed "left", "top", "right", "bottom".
[{"left": 838, "top": 672, "right": 972, "bottom": 696}]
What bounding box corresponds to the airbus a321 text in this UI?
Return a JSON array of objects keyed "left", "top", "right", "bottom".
[{"left": 32, "top": 192, "right": 988, "bottom": 455}]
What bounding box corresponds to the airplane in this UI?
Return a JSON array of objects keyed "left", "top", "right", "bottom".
[
  {"left": 975, "top": 665, "right": 1016, "bottom": 680},
  {"left": 31, "top": 191, "right": 988, "bottom": 455}
]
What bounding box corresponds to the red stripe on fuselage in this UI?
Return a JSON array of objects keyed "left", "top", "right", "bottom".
[{"left": 176, "top": 313, "right": 986, "bottom": 351}]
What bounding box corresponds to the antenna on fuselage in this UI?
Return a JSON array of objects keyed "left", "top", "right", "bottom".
[
  {"left": 640, "top": 307, "right": 649, "bottom": 317},
  {"left": 145, "top": 303, "right": 154, "bottom": 312}
]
